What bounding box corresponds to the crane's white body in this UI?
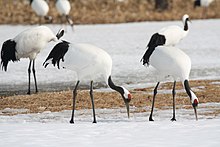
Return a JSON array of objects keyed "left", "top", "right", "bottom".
[
  {"left": 149, "top": 46, "right": 198, "bottom": 104},
  {"left": 56, "top": 0, "right": 71, "bottom": 15},
  {"left": 14, "top": 26, "right": 58, "bottom": 60},
  {"left": 150, "top": 46, "right": 191, "bottom": 81},
  {"left": 200, "top": 0, "right": 214, "bottom": 7},
  {"left": 59, "top": 43, "right": 112, "bottom": 84},
  {"left": 158, "top": 25, "right": 188, "bottom": 46},
  {"left": 31, "top": 0, "right": 49, "bottom": 16},
  {"left": 43, "top": 41, "right": 131, "bottom": 122},
  {"left": 157, "top": 14, "right": 190, "bottom": 46}
]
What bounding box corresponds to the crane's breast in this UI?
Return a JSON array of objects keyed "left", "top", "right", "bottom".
[{"left": 150, "top": 46, "right": 191, "bottom": 78}]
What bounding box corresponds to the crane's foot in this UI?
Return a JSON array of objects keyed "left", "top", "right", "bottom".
[
  {"left": 171, "top": 117, "right": 176, "bottom": 121},
  {"left": 93, "top": 120, "right": 97, "bottom": 123},
  {"left": 69, "top": 119, "right": 74, "bottom": 124},
  {"left": 149, "top": 116, "right": 154, "bottom": 121},
  {"left": 27, "top": 91, "right": 31, "bottom": 95}
]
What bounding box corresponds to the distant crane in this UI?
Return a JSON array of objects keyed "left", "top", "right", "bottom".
[
  {"left": 55, "top": 0, "right": 74, "bottom": 31},
  {"left": 194, "top": 0, "right": 214, "bottom": 7},
  {"left": 43, "top": 40, "right": 131, "bottom": 123},
  {"left": 141, "top": 14, "right": 191, "bottom": 65},
  {"left": 141, "top": 46, "right": 198, "bottom": 121},
  {"left": 194, "top": 0, "right": 215, "bottom": 18},
  {"left": 29, "top": 0, "right": 52, "bottom": 24},
  {"left": 1, "top": 26, "right": 64, "bottom": 94}
]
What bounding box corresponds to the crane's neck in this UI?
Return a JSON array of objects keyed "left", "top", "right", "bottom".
[
  {"left": 108, "top": 76, "right": 123, "bottom": 95},
  {"left": 184, "top": 18, "right": 189, "bottom": 31},
  {"left": 29, "top": 0, "right": 33, "bottom": 5},
  {"left": 184, "top": 80, "right": 198, "bottom": 104}
]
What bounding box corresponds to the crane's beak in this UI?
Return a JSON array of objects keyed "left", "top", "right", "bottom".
[
  {"left": 124, "top": 99, "right": 130, "bottom": 118},
  {"left": 189, "top": 19, "right": 192, "bottom": 23},
  {"left": 66, "top": 17, "right": 74, "bottom": 32},
  {"left": 193, "top": 106, "right": 198, "bottom": 121}
]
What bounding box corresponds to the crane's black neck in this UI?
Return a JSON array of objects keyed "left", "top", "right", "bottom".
[
  {"left": 30, "top": 0, "right": 33, "bottom": 5},
  {"left": 184, "top": 18, "right": 189, "bottom": 31},
  {"left": 141, "top": 33, "right": 166, "bottom": 65},
  {"left": 184, "top": 80, "right": 192, "bottom": 99},
  {"left": 108, "top": 76, "right": 123, "bottom": 95}
]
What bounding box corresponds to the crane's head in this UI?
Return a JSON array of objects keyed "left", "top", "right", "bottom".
[
  {"left": 184, "top": 80, "right": 198, "bottom": 121},
  {"left": 191, "top": 92, "right": 199, "bottom": 121},
  {"left": 56, "top": 28, "right": 65, "bottom": 40},
  {"left": 108, "top": 76, "right": 131, "bottom": 118},
  {"left": 182, "top": 14, "right": 191, "bottom": 24},
  {"left": 120, "top": 86, "right": 132, "bottom": 118}
]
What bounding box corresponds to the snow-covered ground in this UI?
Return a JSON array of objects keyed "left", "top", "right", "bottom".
[
  {"left": 1, "top": 19, "right": 220, "bottom": 146},
  {"left": 0, "top": 103, "right": 220, "bottom": 147}
]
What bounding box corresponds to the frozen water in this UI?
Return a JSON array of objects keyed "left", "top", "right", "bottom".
[{"left": 0, "top": 19, "right": 220, "bottom": 92}]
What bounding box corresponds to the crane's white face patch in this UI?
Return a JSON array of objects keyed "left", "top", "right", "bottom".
[
  {"left": 121, "top": 87, "right": 131, "bottom": 100},
  {"left": 183, "top": 14, "right": 189, "bottom": 22},
  {"left": 191, "top": 91, "right": 199, "bottom": 105}
]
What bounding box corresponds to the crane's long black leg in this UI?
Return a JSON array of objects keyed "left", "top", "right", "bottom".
[
  {"left": 90, "top": 81, "right": 97, "bottom": 123},
  {"left": 149, "top": 82, "right": 160, "bottom": 121},
  {"left": 70, "top": 80, "right": 80, "bottom": 124},
  {"left": 27, "top": 60, "right": 32, "bottom": 95},
  {"left": 171, "top": 81, "right": 176, "bottom": 121},
  {"left": 32, "top": 60, "right": 38, "bottom": 93}
]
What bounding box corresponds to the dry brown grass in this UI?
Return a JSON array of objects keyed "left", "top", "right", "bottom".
[
  {"left": 1, "top": 79, "right": 220, "bottom": 116},
  {"left": 0, "top": 0, "right": 219, "bottom": 25}
]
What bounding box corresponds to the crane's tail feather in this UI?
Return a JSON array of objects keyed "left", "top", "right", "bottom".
[
  {"left": 43, "top": 40, "right": 69, "bottom": 69},
  {"left": 1, "top": 39, "right": 18, "bottom": 71}
]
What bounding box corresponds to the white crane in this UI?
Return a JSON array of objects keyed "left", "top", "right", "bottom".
[
  {"left": 141, "top": 46, "right": 198, "bottom": 121},
  {"left": 29, "top": 0, "right": 52, "bottom": 24},
  {"left": 1, "top": 26, "right": 64, "bottom": 94},
  {"left": 141, "top": 14, "right": 191, "bottom": 65},
  {"left": 43, "top": 40, "right": 131, "bottom": 123},
  {"left": 194, "top": 0, "right": 214, "bottom": 7},
  {"left": 55, "top": 0, "right": 74, "bottom": 31},
  {"left": 194, "top": 0, "right": 215, "bottom": 18}
]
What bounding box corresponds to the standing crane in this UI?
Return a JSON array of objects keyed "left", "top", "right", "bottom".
[
  {"left": 43, "top": 40, "right": 131, "bottom": 123},
  {"left": 1, "top": 26, "right": 64, "bottom": 94},
  {"left": 194, "top": 0, "right": 215, "bottom": 18},
  {"left": 55, "top": 0, "right": 74, "bottom": 31},
  {"left": 141, "top": 46, "right": 198, "bottom": 121},
  {"left": 29, "top": 0, "right": 52, "bottom": 24},
  {"left": 141, "top": 14, "right": 191, "bottom": 65}
]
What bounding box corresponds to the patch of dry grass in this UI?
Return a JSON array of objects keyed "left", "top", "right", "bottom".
[{"left": 1, "top": 80, "right": 220, "bottom": 116}]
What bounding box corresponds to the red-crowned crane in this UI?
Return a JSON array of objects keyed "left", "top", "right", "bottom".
[
  {"left": 194, "top": 0, "right": 215, "bottom": 18},
  {"left": 141, "top": 14, "right": 191, "bottom": 65},
  {"left": 29, "top": 0, "right": 52, "bottom": 24},
  {"left": 141, "top": 46, "right": 198, "bottom": 121},
  {"left": 1, "top": 26, "right": 64, "bottom": 94},
  {"left": 43, "top": 40, "right": 131, "bottom": 123},
  {"left": 55, "top": 0, "right": 74, "bottom": 31}
]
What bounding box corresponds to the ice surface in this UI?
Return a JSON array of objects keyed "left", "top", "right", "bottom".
[{"left": 1, "top": 19, "right": 220, "bottom": 91}]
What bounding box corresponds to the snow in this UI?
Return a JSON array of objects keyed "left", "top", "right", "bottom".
[
  {"left": 0, "top": 103, "right": 220, "bottom": 146},
  {"left": 1, "top": 19, "right": 220, "bottom": 146}
]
